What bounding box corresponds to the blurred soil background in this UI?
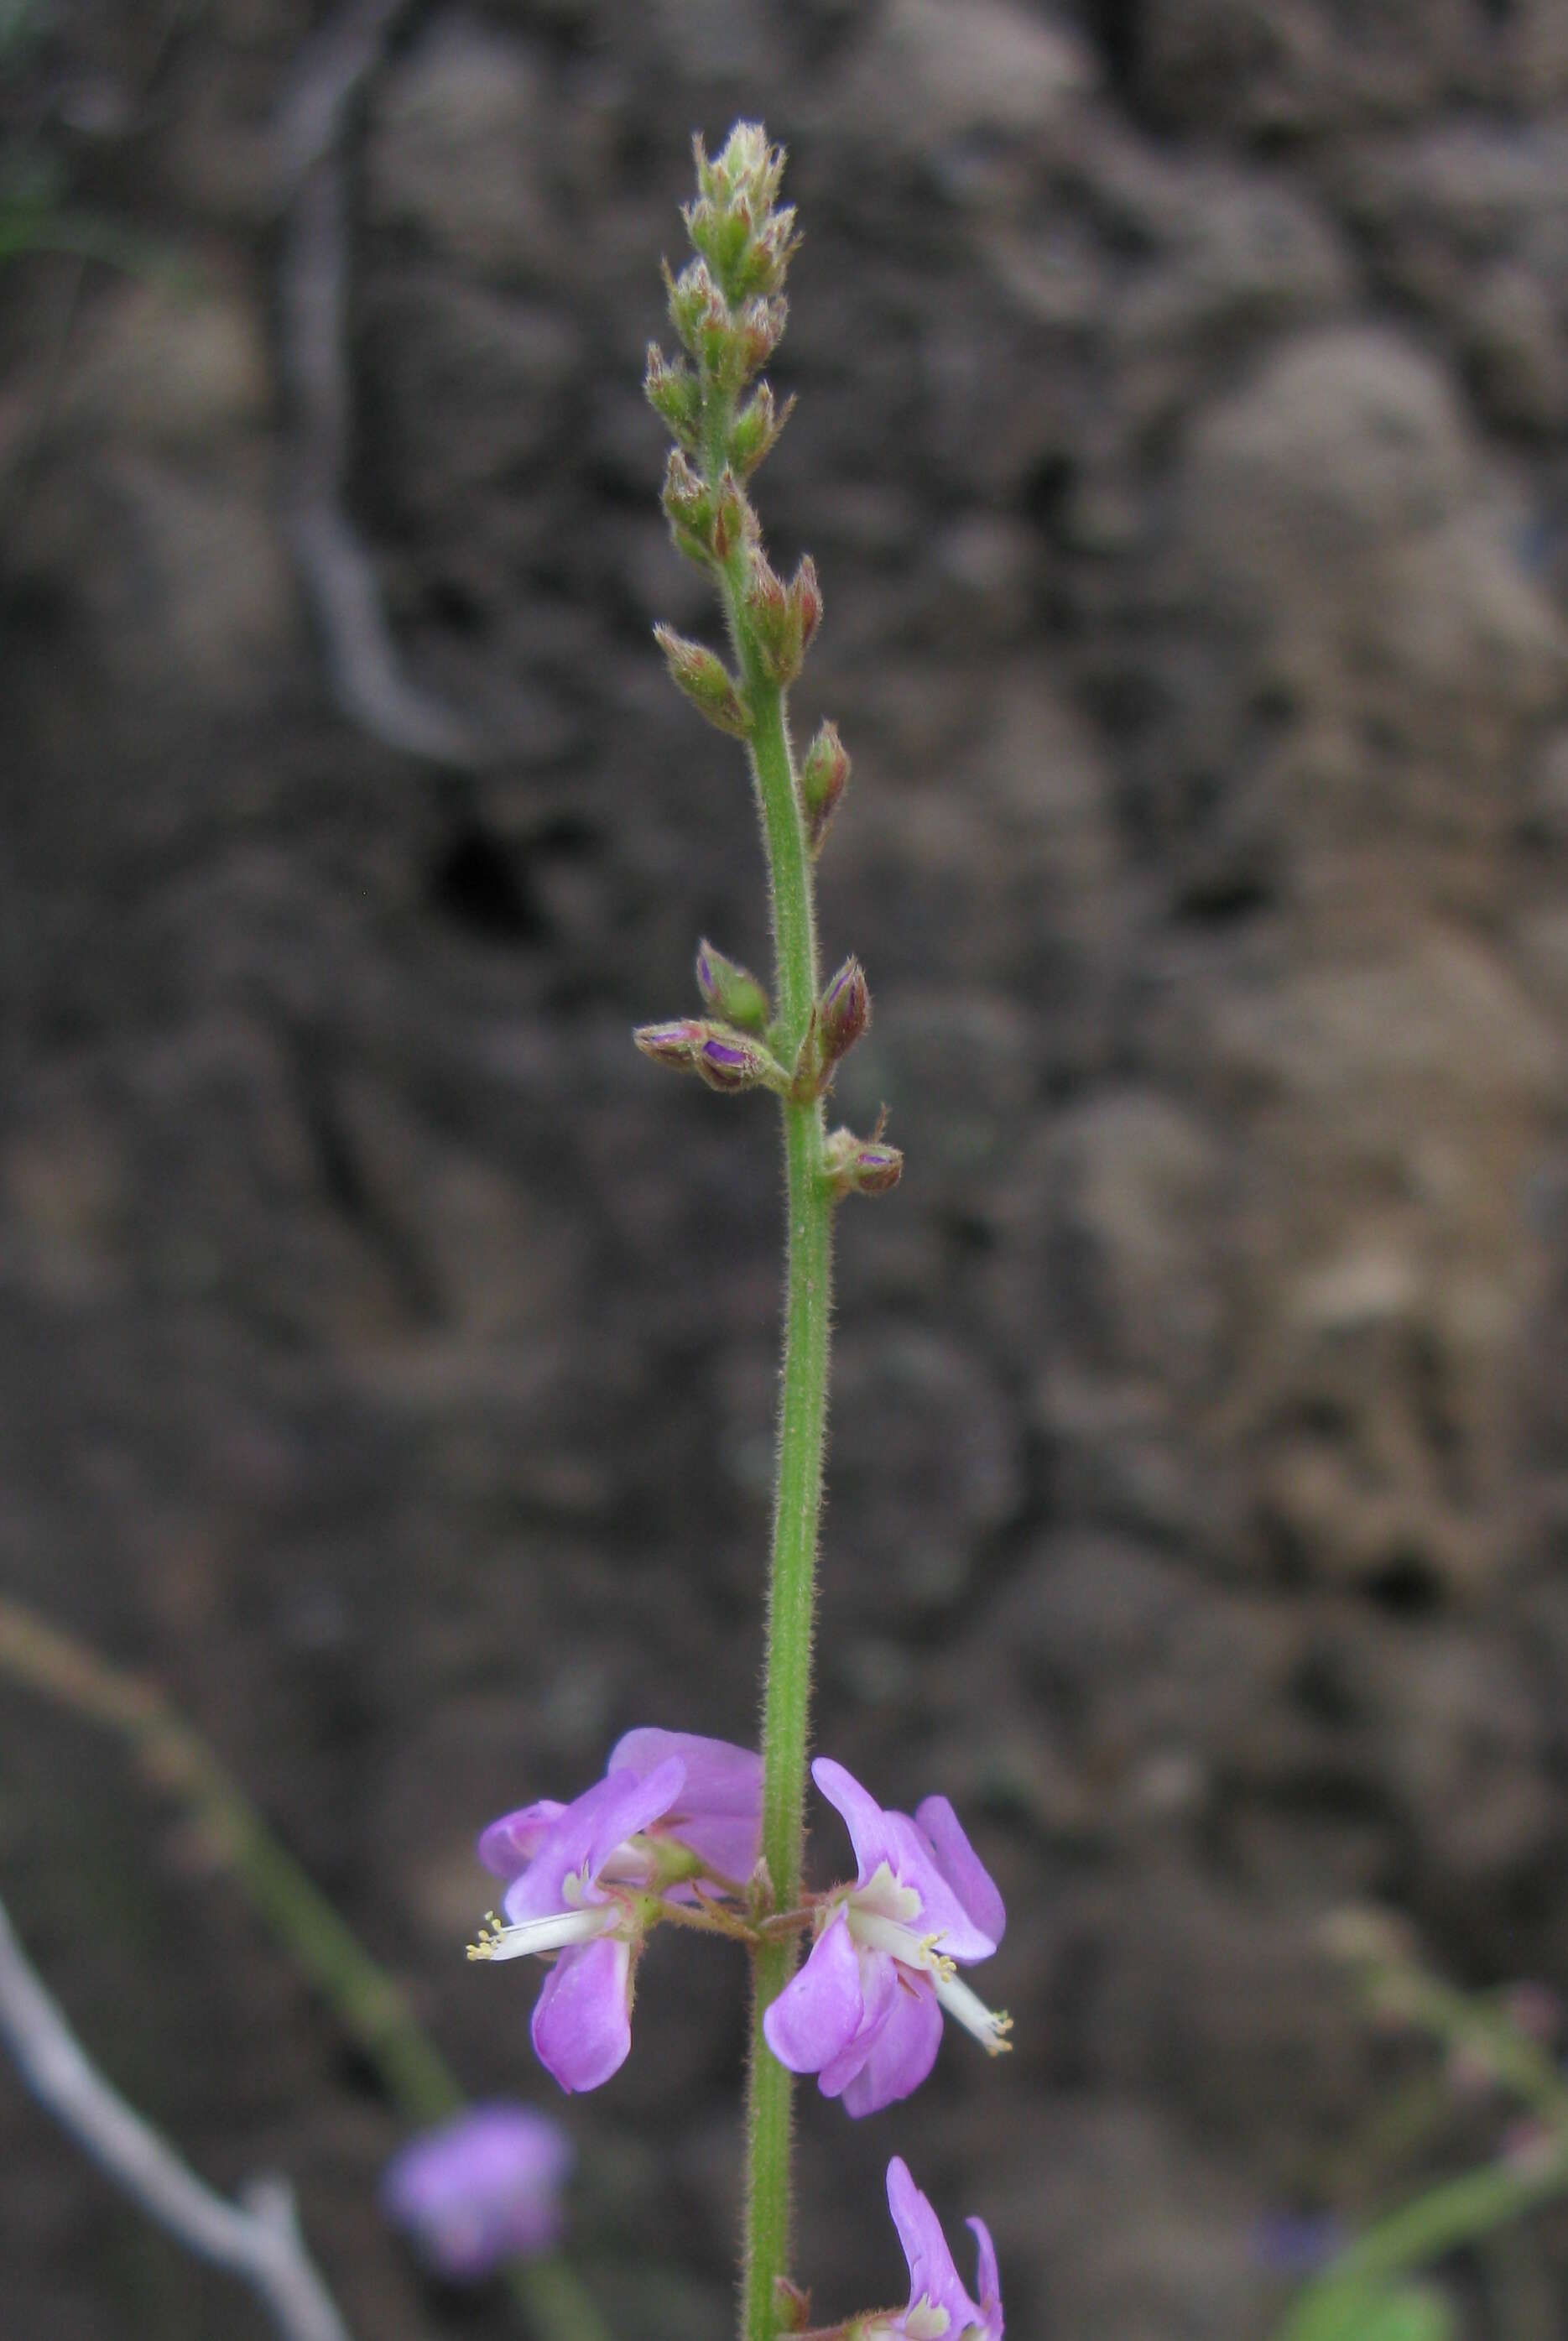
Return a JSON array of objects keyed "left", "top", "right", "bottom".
[{"left": 4, "top": 0, "right": 1568, "bottom": 2334}]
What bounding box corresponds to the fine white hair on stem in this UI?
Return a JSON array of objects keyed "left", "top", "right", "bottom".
[{"left": 0, "top": 1890, "right": 354, "bottom": 2341}]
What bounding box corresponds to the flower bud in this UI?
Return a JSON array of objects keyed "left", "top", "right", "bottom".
[
  {"left": 644, "top": 343, "right": 701, "bottom": 450},
  {"left": 732, "top": 295, "right": 787, "bottom": 385},
  {"left": 664, "top": 258, "right": 727, "bottom": 362},
  {"left": 682, "top": 191, "right": 754, "bottom": 298},
  {"left": 700, "top": 123, "right": 786, "bottom": 219},
  {"left": 654, "top": 624, "right": 750, "bottom": 737},
  {"left": 634, "top": 1019, "right": 783, "bottom": 1097},
  {"left": 744, "top": 554, "right": 800, "bottom": 683},
  {"left": 729, "top": 383, "right": 794, "bottom": 478},
  {"left": 789, "top": 555, "right": 821, "bottom": 658},
  {"left": 695, "top": 939, "right": 770, "bottom": 1032},
  {"left": 634, "top": 1019, "right": 707, "bottom": 1071},
  {"left": 799, "top": 720, "right": 850, "bottom": 854},
  {"left": 817, "top": 955, "right": 869, "bottom": 1070},
  {"left": 738, "top": 205, "right": 800, "bottom": 300},
  {"left": 661, "top": 449, "right": 715, "bottom": 565},
  {"left": 825, "top": 1126, "right": 904, "bottom": 1198},
  {"left": 774, "top": 2276, "right": 811, "bottom": 2333},
  {"left": 693, "top": 1028, "right": 780, "bottom": 1094},
  {"left": 711, "top": 468, "right": 754, "bottom": 564}
]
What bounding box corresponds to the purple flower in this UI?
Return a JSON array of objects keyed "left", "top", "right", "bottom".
[
  {"left": 469, "top": 1759, "right": 687, "bottom": 2092},
  {"left": 381, "top": 2105, "right": 572, "bottom": 2281},
  {"left": 470, "top": 1731, "right": 761, "bottom": 2092},
  {"left": 477, "top": 1730, "right": 762, "bottom": 1901},
  {"left": 604, "top": 1726, "right": 763, "bottom": 1891},
  {"left": 763, "top": 1759, "right": 1009, "bottom": 2117},
  {"left": 866, "top": 2156, "right": 1003, "bottom": 2340}
]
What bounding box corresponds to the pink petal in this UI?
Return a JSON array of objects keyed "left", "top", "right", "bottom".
[
  {"left": 966, "top": 2216, "right": 1004, "bottom": 2335},
  {"left": 530, "top": 1937, "right": 632, "bottom": 2093},
  {"left": 879, "top": 1808, "right": 996, "bottom": 1964},
  {"left": 811, "top": 1758, "right": 899, "bottom": 1882},
  {"left": 837, "top": 1977, "right": 942, "bottom": 2116},
  {"left": 504, "top": 1760, "right": 685, "bottom": 1926},
  {"left": 763, "top": 1909, "right": 865, "bottom": 2073},
  {"left": 915, "top": 1795, "right": 1006, "bottom": 1946},
  {"left": 477, "top": 1801, "right": 565, "bottom": 1882},
  {"left": 885, "top": 2157, "right": 983, "bottom": 2332},
  {"left": 817, "top": 1947, "right": 899, "bottom": 2099},
  {"left": 609, "top": 1728, "right": 761, "bottom": 1816},
  {"left": 666, "top": 1812, "right": 760, "bottom": 1883}
]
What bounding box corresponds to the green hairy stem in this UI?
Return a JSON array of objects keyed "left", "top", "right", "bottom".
[{"left": 739, "top": 757, "right": 831, "bottom": 2341}]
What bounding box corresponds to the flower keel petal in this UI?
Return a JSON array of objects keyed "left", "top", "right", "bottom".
[
  {"left": 763, "top": 1907, "right": 865, "bottom": 2074},
  {"left": 531, "top": 1936, "right": 633, "bottom": 2093}
]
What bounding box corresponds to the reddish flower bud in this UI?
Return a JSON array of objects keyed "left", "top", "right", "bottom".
[
  {"left": 654, "top": 624, "right": 750, "bottom": 738},
  {"left": 774, "top": 2276, "right": 811, "bottom": 2334},
  {"left": 799, "top": 720, "right": 850, "bottom": 854},
  {"left": 817, "top": 956, "right": 869, "bottom": 1070},
  {"left": 744, "top": 554, "right": 802, "bottom": 682},
  {"left": 789, "top": 555, "right": 822, "bottom": 657},
  {"left": 711, "top": 469, "right": 754, "bottom": 564},
  {"left": 732, "top": 295, "right": 787, "bottom": 384},
  {"left": 635, "top": 1019, "right": 783, "bottom": 1097},
  {"left": 633, "top": 1019, "right": 706, "bottom": 1071},
  {"left": 661, "top": 449, "right": 715, "bottom": 565},
  {"left": 824, "top": 1126, "right": 904, "bottom": 1198},
  {"left": 694, "top": 1030, "right": 778, "bottom": 1093}
]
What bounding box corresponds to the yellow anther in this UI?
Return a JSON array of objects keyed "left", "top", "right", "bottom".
[
  {"left": 986, "top": 2013, "right": 1014, "bottom": 2056},
  {"left": 466, "top": 1911, "right": 504, "bottom": 1962}
]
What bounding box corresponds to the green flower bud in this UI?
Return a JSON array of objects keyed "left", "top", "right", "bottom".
[
  {"left": 644, "top": 343, "right": 701, "bottom": 450},
  {"left": 697, "top": 123, "right": 786, "bottom": 221},
  {"left": 729, "top": 383, "right": 794, "bottom": 479},
  {"left": 664, "top": 258, "right": 727, "bottom": 361},
  {"left": 695, "top": 940, "right": 771, "bottom": 1032}
]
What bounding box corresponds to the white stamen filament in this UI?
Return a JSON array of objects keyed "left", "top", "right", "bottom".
[
  {"left": 933, "top": 1967, "right": 1013, "bottom": 2055},
  {"left": 847, "top": 1907, "right": 951, "bottom": 1977},
  {"left": 466, "top": 1902, "right": 616, "bottom": 1963}
]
